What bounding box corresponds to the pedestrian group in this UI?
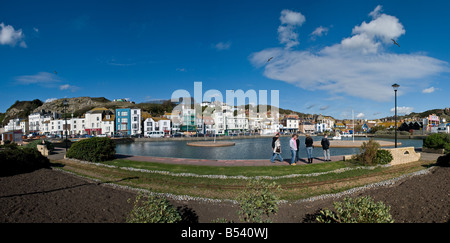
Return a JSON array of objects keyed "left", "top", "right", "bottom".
[{"left": 270, "top": 133, "right": 331, "bottom": 165}]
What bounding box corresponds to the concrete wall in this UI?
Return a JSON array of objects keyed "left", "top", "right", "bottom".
[{"left": 382, "top": 147, "right": 421, "bottom": 165}]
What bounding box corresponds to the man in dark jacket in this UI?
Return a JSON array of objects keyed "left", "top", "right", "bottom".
[
  {"left": 321, "top": 135, "right": 331, "bottom": 161},
  {"left": 305, "top": 135, "right": 314, "bottom": 163}
]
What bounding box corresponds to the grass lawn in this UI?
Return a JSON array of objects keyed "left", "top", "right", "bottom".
[{"left": 53, "top": 158, "right": 434, "bottom": 202}]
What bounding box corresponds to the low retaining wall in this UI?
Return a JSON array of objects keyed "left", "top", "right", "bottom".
[
  {"left": 342, "top": 147, "right": 421, "bottom": 165},
  {"left": 36, "top": 144, "right": 49, "bottom": 156},
  {"left": 422, "top": 147, "right": 445, "bottom": 154},
  {"left": 382, "top": 147, "right": 421, "bottom": 165}
]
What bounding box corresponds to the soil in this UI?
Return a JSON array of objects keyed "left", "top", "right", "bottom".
[{"left": 1, "top": 165, "right": 449, "bottom": 223}]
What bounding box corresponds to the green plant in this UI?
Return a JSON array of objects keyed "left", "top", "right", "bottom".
[
  {"left": 66, "top": 137, "right": 116, "bottom": 162},
  {"left": 423, "top": 133, "right": 450, "bottom": 153},
  {"left": 316, "top": 196, "right": 394, "bottom": 223},
  {"left": 0, "top": 143, "right": 50, "bottom": 176},
  {"left": 126, "top": 193, "right": 182, "bottom": 223},
  {"left": 436, "top": 153, "right": 450, "bottom": 167},
  {"left": 374, "top": 149, "right": 393, "bottom": 165},
  {"left": 24, "top": 139, "right": 55, "bottom": 151},
  {"left": 354, "top": 139, "right": 380, "bottom": 166},
  {"left": 236, "top": 179, "right": 281, "bottom": 223}
]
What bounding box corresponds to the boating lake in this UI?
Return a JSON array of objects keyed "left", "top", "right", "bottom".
[{"left": 116, "top": 136, "right": 423, "bottom": 160}]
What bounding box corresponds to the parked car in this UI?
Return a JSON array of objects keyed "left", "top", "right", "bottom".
[
  {"left": 145, "top": 131, "right": 165, "bottom": 138},
  {"left": 172, "top": 132, "right": 185, "bottom": 137}
]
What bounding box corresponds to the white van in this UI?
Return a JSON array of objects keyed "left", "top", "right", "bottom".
[{"left": 146, "top": 131, "right": 165, "bottom": 138}]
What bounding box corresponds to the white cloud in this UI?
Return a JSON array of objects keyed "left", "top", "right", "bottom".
[
  {"left": 369, "top": 5, "right": 383, "bottom": 18},
  {"left": 33, "top": 27, "right": 39, "bottom": 33},
  {"left": 15, "top": 72, "right": 60, "bottom": 86},
  {"left": 249, "top": 6, "right": 449, "bottom": 102},
  {"left": 390, "top": 106, "right": 414, "bottom": 115},
  {"left": 352, "top": 12, "right": 405, "bottom": 44},
  {"left": 278, "top": 9, "right": 305, "bottom": 49},
  {"left": 310, "top": 26, "right": 329, "bottom": 40},
  {"left": 213, "top": 41, "right": 231, "bottom": 50},
  {"left": 45, "top": 98, "right": 57, "bottom": 103},
  {"left": 422, "top": 87, "right": 435, "bottom": 94},
  {"left": 280, "top": 9, "right": 305, "bottom": 26},
  {"left": 0, "top": 22, "right": 27, "bottom": 47},
  {"left": 15, "top": 72, "right": 79, "bottom": 92},
  {"left": 59, "top": 84, "right": 79, "bottom": 92},
  {"left": 356, "top": 112, "right": 365, "bottom": 118}
]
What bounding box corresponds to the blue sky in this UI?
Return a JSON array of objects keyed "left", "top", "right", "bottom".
[{"left": 1, "top": 0, "right": 449, "bottom": 119}]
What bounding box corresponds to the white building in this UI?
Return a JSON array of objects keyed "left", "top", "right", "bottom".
[
  {"left": 281, "top": 115, "right": 299, "bottom": 133},
  {"left": 28, "top": 110, "right": 59, "bottom": 134},
  {"left": 5, "top": 118, "right": 28, "bottom": 134},
  {"left": 315, "top": 115, "right": 335, "bottom": 133},
  {"left": 49, "top": 119, "right": 65, "bottom": 136},
  {"left": 70, "top": 117, "right": 86, "bottom": 136},
  {"left": 143, "top": 117, "right": 171, "bottom": 135},
  {"left": 130, "top": 108, "right": 141, "bottom": 135},
  {"left": 85, "top": 108, "right": 115, "bottom": 136}
]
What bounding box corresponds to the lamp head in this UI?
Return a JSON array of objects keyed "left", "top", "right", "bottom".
[{"left": 392, "top": 83, "right": 400, "bottom": 91}]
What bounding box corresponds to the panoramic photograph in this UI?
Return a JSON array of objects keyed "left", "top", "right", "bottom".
[{"left": 0, "top": 0, "right": 449, "bottom": 236}]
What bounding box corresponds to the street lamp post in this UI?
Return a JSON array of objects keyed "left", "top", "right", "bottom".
[
  {"left": 392, "top": 84, "right": 400, "bottom": 148},
  {"left": 63, "top": 99, "right": 68, "bottom": 152}
]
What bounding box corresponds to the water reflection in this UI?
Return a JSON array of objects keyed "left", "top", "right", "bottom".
[{"left": 116, "top": 136, "right": 423, "bottom": 160}]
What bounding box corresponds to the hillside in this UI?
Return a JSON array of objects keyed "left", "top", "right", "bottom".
[
  {"left": 1, "top": 99, "right": 43, "bottom": 125},
  {"left": 382, "top": 108, "right": 450, "bottom": 122},
  {"left": 0, "top": 97, "right": 177, "bottom": 125}
]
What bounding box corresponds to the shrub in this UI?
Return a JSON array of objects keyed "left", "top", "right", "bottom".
[
  {"left": 66, "top": 137, "right": 116, "bottom": 162},
  {"left": 436, "top": 153, "right": 450, "bottom": 167},
  {"left": 126, "top": 193, "right": 182, "bottom": 223},
  {"left": 316, "top": 196, "right": 394, "bottom": 223},
  {"left": 374, "top": 149, "right": 393, "bottom": 165},
  {"left": 0, "top": 143, "right": 50, "bottom": 176},
  {"left": 24, "top": 139, "right": 55, "bottom": 151},
  {"left": 353, "top": 139, "right": 380, "bottom": 166},
  {"left": 237, "top": 179, "right": 281, "bottom": 223},
  {"left": 423, "top": 133, "right": 450, "bottom": 153}
]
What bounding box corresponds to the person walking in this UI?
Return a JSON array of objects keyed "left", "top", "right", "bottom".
[
  {"left": 270, "top": 133, "right": 283, "bottom": 163},
  {"left": 305, "top": 134, "right": 314, "bottom": 163},
  {"left": 289, "top": 134, "right": 298, "bottom": 165},
  {"left": 321, "top": 134, "right": 331, "bottom": 161}
]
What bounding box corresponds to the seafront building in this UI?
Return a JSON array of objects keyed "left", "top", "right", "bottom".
[
  {"left": 115, "top": 108, "right": 141, "bottom": 136},
  {"left": 1, "top": 102, "right": 448, "bottom": 138},
  {"left": 143, "top": 116, "right": 171, "bottom": 135}
]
